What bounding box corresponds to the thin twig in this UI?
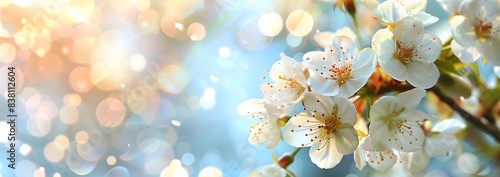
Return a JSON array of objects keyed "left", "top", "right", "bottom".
[{"left": 429, "top": 86, "right": 500, "bottom": 143}]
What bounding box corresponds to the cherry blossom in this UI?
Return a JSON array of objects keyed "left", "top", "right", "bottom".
[
  {"left": 303, "top": 35, "right": 376, "bottom": 98},
  {"left": 450, "top": 0, "right": 500, "bottom": 66},
  {"left": 372, "top": 16, "right": 442, "bottom": 89},
  {"left": 362, "top": 0, "right": 438, "bottom": 26},
  {"left": 237, "top": 98, "right": 293, "bottom": 148},
  {"left": 284, "top": 93, "right": 358, "bottom": 168},
  {"left": 261, "top": 53, "right": 309, "bottom": 106},
  {"left": 367, "top": 88, "right": 436, "bottom": 152}
]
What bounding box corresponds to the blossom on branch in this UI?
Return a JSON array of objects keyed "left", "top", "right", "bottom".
[
  {"left": 261, "top": 53, "right": 309, "bottom": 106},
  {"left": 303, "top": 35, "right": 376, "bottom": 98},
  {"left": 237, "top": 98, "right": 293, "bottom": 148},
  {"left": 367, "top": 88, "right": 436, "bottom": 152},
  {"left": 372, "top": 16, "right": 442, "bottom": 89},
  {"left": 284, "top": 93, "right": 358, "bottom": 169},
  {"left": 450, "top": 0, "right": 500, "bottom": 66}
]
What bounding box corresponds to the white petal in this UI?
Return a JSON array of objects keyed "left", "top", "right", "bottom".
[
  {"left": 451, "top": 40, "right": 481, "bottom": 63},
  {"left": 303, "top": 92, "right": 335, "bottom": 117},
  {"left": 372, "top": 29, "right": 396, "bottom": 59},
  {"left": 337, "top": 78, "right": 366, "bottom": 98},
  {"left": 330, "top": 35, "right": 358, "bottom": 60},
  {"left": 314, "top": 32, "right": 336, "bottom": 48},
  {"left": 393, "top": 17, "right": 424, "bottom": 49},
  {"left": 495, "top": 67, "right": 500, "bottom": 78},
  {"left": 478, "top": 39, "right": 500, "bottom": 67},
  {"left": 389, "top": 120, "right": 425, "bottom": 152},
  {"left": 237, "top": 98, "right": 270, "bottom": 119},
  {"left": 366, "top": 150, "right": 398, "bottom": 172},
  {"left": 450, "top": 15, "right": 477, "bottom": 46},
  {"left": 377, "top": 1, "right": 407, "bottom": 24},
  {"left": 406, "top": 61, "right": 439, "bottom": 88},
  {"left": 264, "top": 102, "right": 294, "bottom": 118},
  {"left": 367, "top": 121, "right": 393, "bottom": 151},
  {"left": 269, "top": 53, "right": 296, "bottom": 81},
  {"left": 334, "top": 127, "right": 359, "bottom": 154},
  {"left": 400, "top": 109, "right": 434, "bottom": 122},
  {"left": 405, "top": 148, "right": 429, "bottom": 173},
  {"left": 248, "top": 164, "right": 287, "bottom": 177},
  {"left": 308, "top": 72, "right": 340, "bottom": 96},
  {"left": 413, "top": 33, "right": 442, "bottom": 63},
  {"left": 309, "top": 139, "right": 343, "bottom": 169},
  {"left": 354, "top": 138, "right": 368, "bottom": 170},
  {"left": 397, "top": 88, "right": 426, "bottom": 110},
  {"left": 267, "top": 129, "right": 281, "bottom": 148},
  {"left": 379, "top": 56, "right": 408, "bottom": 81},
  {"left": 261, "top": 82, "right": 305, "bottom": 105},
  {"left": 249, "top": 119, "right": 280, "bottom": 147},
  {"left": 352, "top": 48, "right": 377, "bottom": 80},
  {"left": 333, "top": 97, "right": 358, "bottom": 126},
  {"left": 283, "top": 113, "right": 320, "bottom": 147},
  {"left": 431, "top": 119, "right": 466, "bottom": 133},
  {"left": 369, "top": 96, "right": 400, "bottom": 121},
  {"left": 411, "top": 12, "right": 439, "bottom": 26},
  {"left": 425, "top": 133, "right": 458, "bottom": 156}
]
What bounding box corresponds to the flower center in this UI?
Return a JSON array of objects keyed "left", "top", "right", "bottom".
[
  {"left": 278, "top": 76, "right": 300, "bottom": 88},
  {"left": 394, "top": 40, "right": 413, "bottom": 64},
  {"left": 319, "top": 118, "right": 341, "bottom": 137},
  {"left": 475, "top": 19, "right": 493, "bottom": 41},
  {"left": 329, "top": 57, "right": 353, "bottom": 86}
]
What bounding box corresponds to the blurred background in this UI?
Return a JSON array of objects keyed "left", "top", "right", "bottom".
[{"left": 0, "top": 0, "right": 497, "bottom": 176}]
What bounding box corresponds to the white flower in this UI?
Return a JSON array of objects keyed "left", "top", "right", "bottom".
[
  {"left": 362, "top": 0, "right": 438, "bottom": 26},
  {"left": 372, "top": 16, "right": 442, "bottom": 89},
  {"left": 248, "top": 164, "right": 288, "bottom": 177},
  {"left": 367, "top": 88, "right": 436, "bottom": 152},
  {"left": 303, "top": 35, "right": 376, "bottom": 98},
  {"left": 355, "top": 137, "right": 399, "bottom": 172},
  {"left": 495, "top": 67, "right": 500, "bottom": 78},
  {"left": 284, "top": 93, "right": 358, "bottom": 168},
  {"left": 354, "top": 118, "right": 398, "bottom": 172},
  {"left": 261, "top": 53, "right": 308, "bottom": 105},
  {"left": 403, "top": 119, "right": 465, "bottom": 172},
  {"left": 450, "top": 0, "right": 500, "bottom": 66},
  {"left": 237, "top": 98, "right": 293, "bottom": 148},
  {"left": 314, "top": 27, "right": 357, "bottom": 49}
]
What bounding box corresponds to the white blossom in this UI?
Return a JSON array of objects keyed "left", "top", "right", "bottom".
[
  {"left": 303, "top": 35, "right": 376, "bottom": 98},
  {"left": 372, "top": 16, "right": 442, "bottom": 88}
]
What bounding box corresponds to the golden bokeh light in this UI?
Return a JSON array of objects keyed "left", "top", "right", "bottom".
[
  {"left": 69, "top": 66, "right": 93, "bottom": 93},
  {"left": 258, "top": 12, "right": 283, "bottom": 37},
  {"left": 286, "top": 10, "right": 314, "bottom": 37},
  {"left": 95, "top": 97, "right": 126, "bottom": 128},
  {"left": 187, "top": 22, "right": 206, "bottom": 41},
  {"left": 157, "top": 65, "right": 189, "bottom": 94},
  {"left": 0, "top": 42, "right": 16, "bottom": 63}
]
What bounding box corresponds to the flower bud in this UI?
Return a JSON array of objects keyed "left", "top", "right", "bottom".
[
  {"left": 437, "top": 73, "right": 472, "bottom": 98},
  {"left": 277, "top": 153, "right": 295, "bottom": 169},
  {"left": 334, "top": 0, "right": 356, "bottom": 17}
]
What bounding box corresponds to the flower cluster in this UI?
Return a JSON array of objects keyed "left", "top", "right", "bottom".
[{"left": 240, "top": 0, "right": 500, "bottom": 175}]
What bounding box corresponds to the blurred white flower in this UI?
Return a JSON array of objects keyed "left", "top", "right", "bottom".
[
  {"left": 314, "top": 27, "right": 357, "bottom": 49},
  {"left": 403, "top": 119, "right": 465, "bottom": 172},
  {"left": 284, "top": 93, "right": 358, "bottom": 168},
  {"left": 303, "top": 35, "right": 376, "bottom": 98},
  {"left": 248, "top": 164, "right": 288, "bottom": 177},
  {"left": 495, "top": 67, "right": 500, "bottom": 78},
  {"left": 450, "top": 0, "right": 500, "bottom": 66},
  {"left": 237, "top": 98, "right": 293, "bottom": 148},
  {"left": 261, "top": 53, "right": 309, "bottom": 105},
  {"left": 355, "top": 136, "right": 399, "bottom": 172},
  {"left": 362, "top": 0, "right": 438, "bottom": 26},
  {"left": 372, "top": 16, "right": 442, "bottom": 88},
  {"left": 367, "top": 88, "right": 436, "bottom": 152}
]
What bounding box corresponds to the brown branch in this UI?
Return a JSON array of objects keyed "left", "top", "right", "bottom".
[{"left": 429, "top": 86, "right": 500, "bottom": 143}]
